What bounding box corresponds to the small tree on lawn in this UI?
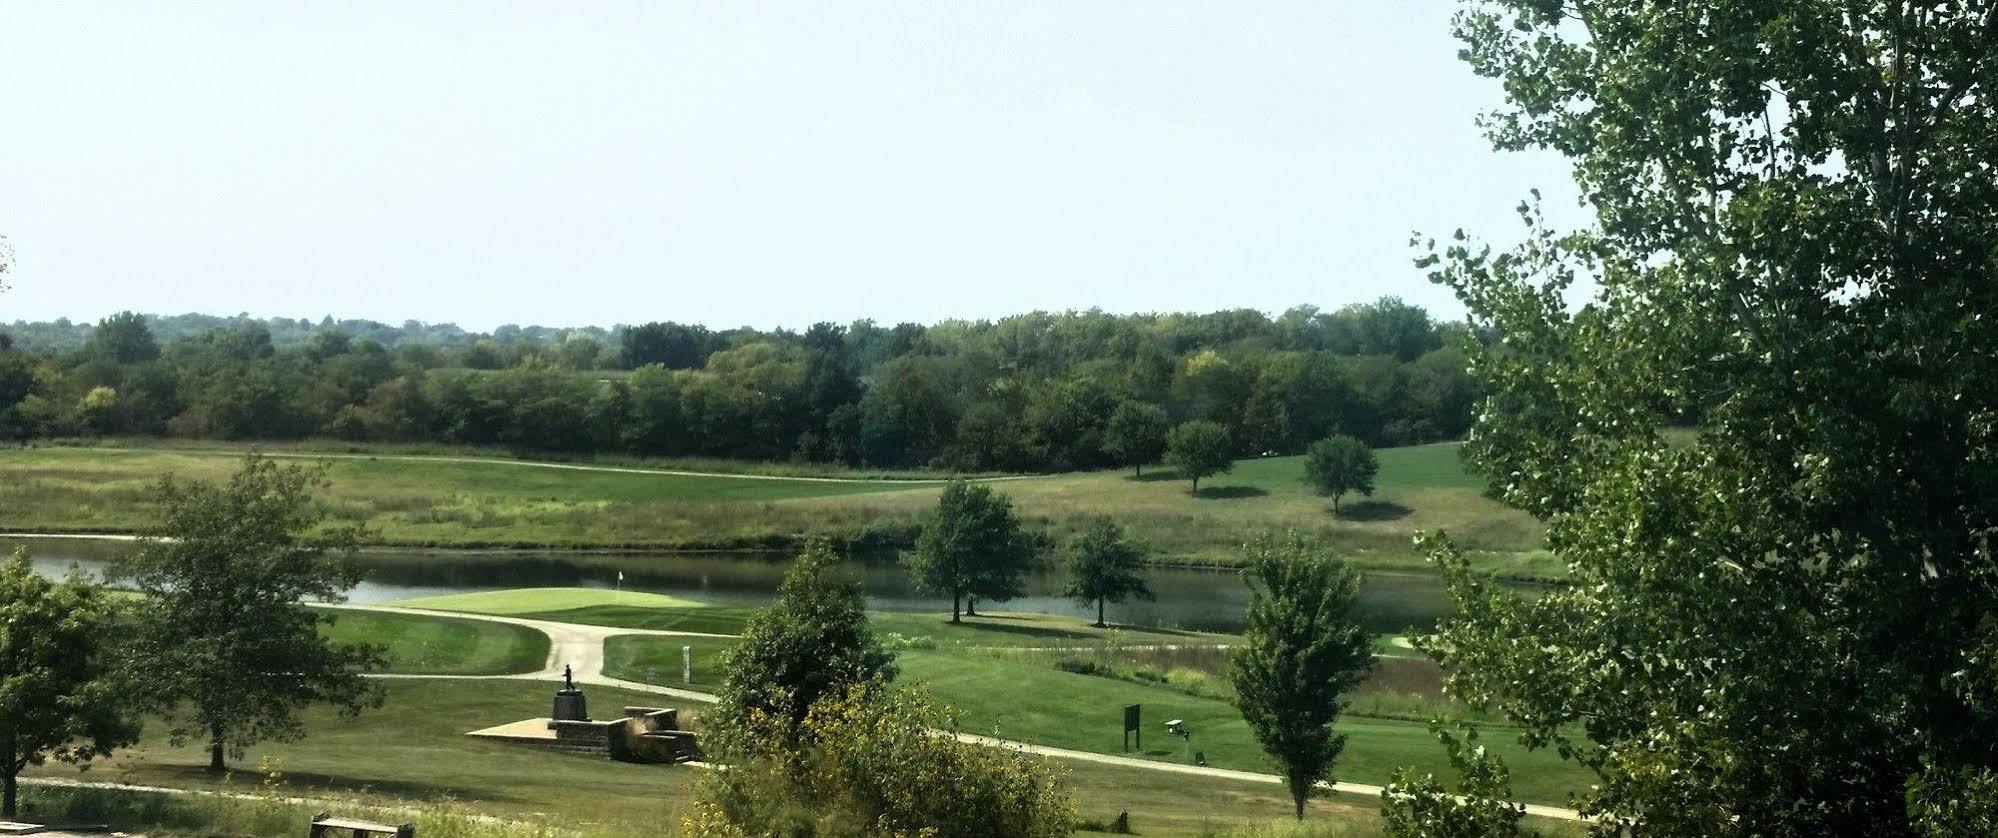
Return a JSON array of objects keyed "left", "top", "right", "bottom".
[
  {"left": 116, "top": 454, "right": 385, "bottom": 773},
  {"left": 1103, "top": 401, "right": 1170, "bottom": 477},
  {"left": 0, "top": 551, "right": 140, "bottom": 819},
  {"left": 1165, "top": 420, "right": 1233, "bottom": 493},
  {"left": 1063, "top": 518, "right": 1152, "bottom": 628},
  {"left": 1231, "top": 532, "right": 1375, "bottom": 819},
  {"left": 1302, "top": 434, "right": 1378, "bottom": 515},
  {"left": 904, "top": 479, "right": 1034, "bottom": 623},
  {"left": 708, "top": 539, "right": 897, "bottom": 754}
]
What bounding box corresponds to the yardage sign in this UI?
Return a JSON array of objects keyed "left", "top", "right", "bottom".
[{"left": 1122, "top": 704, "right": 1141, "bottom": 752}]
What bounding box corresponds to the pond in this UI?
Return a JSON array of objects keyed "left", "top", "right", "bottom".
[{"left": 8, "top": 536, "right": 1512, "bottom": 635}]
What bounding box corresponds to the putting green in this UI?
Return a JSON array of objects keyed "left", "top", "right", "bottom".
[{"left": 391, "top": 586, "right": 711, "bottom": 614}]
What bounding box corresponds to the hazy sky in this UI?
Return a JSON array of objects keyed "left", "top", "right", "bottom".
[{"left": 0, "top": 2, "right": 1579, "bottom": 332}]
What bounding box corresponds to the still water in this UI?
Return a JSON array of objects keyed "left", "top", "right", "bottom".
[{"left": 8, "top": 536, "right": 1491, "bottom": 635}]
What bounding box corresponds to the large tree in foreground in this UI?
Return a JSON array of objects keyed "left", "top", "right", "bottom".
[
  {"left": 904, "top": 480, "right": 1034, "bottom": 622},
  {"left": 0, "top": 551, "right": 139, "bottom": 819},
  {"left": 706, "top": 539, "right": 897, "bottom": 753},
  {"left": 1231, "top": 532, "right": 1374, "bottom": 820},
  {"left": 117, "top": 454, "right": 384, "bottom": 772},
  {"left": 1411, "top": 2, "right": 1998, "bottom": 834}
]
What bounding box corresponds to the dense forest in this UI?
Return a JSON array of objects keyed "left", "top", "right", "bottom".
[{"left": 0, "top": 299, "right": 1475, "bottom": 471}]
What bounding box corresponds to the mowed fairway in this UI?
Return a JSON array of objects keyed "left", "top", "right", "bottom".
[
  {"left": 0, "top": 440, "right": 1546, "bottom": 571},
  {"left": 315, "top": 607, "right": 550, "bottom": 675}
]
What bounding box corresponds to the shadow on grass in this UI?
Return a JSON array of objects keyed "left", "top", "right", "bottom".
[
  {"left": 1338, "top": 500, "right": 1412, "bottom": 521},
  {"left": 1193, "top": 485, "right": 1269, "bottom": 500},
  {"left": 1128, "top": 470, "right": 1180, "bottom": 483}
]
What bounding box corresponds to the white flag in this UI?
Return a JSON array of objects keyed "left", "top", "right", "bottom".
[{"left": 618, "top": 571, "right": 625, "bottom": 582}]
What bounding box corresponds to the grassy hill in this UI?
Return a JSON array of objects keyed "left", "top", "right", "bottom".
[{"left": 0, "top": 439, "right": 1548, "bottom": 574}]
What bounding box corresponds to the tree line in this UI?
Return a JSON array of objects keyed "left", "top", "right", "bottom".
[{"left": 0, "top": 299, "right": 1476, "bottom": 472}]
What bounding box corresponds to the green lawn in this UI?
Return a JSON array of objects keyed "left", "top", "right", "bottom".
[
  {"left": 0, "top": 439, "right": 1548, "bottom": 573},
  {"left": 20, "top": 677, "right": 1447, "bottom": 837},
  {"left": 315, "top": 607, "right": 549, "bottom": 675}
]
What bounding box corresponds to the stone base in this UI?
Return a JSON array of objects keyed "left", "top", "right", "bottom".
[{"left": 467, "top": 708, "right": 699, "bottom": 763}]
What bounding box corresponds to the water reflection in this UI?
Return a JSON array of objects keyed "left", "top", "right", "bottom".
[{"left": 9, "top": 536, "right": 1503, "bottom": 635}]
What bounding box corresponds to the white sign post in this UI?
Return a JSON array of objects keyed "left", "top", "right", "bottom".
[{"left": 683, "top": 645, "right": 692, "bottom": 684}]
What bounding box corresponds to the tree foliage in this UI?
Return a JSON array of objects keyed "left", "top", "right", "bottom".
[
  {"left": 1102, "top": 401, "right": 1170, "bottom": 476},
  {"left": 1230, "top": 532, "right": 1375, "bottom": 819},
  {"left": 1380, "top": 722, "right": 1530, "bottom": 838},
  {"left": 707, "top": 540, "right": 897, "bottom": 755},
  {"left": 1302, "top": 434, "right": 1378, "bottom": 515},
  {"left": 0, "top": 551, "right": 140, "bottom": 819},
  {"left": 687, "top": 682, "right": 1076, "bottom": 838},
  {"left": 1412, "top": 1, "right": 1998, "bottom": 832},
  {"left": 115, "top": 454, "right": 385, "bottom": 772},
  {"left": 903, "top": 480, "right": 1035, "bottom": 623},
  {"left": 1164, "top": 420, "right": 1234, "bottom": 492},
  {"left": 0, "top": 301, "right": 1476, "bottom": 468},
  {"left": 1062, "top": 518, "right": 1152, "bottom": 628}
]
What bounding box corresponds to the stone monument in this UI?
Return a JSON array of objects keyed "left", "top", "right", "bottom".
[{"left": 551, "top": 664, "right": 589, "bottom": 723}]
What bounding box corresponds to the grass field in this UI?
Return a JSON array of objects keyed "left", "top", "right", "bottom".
[
  {"left": 19, "top": 678, "right": 1464, "bottom": 837},
  {"left": 392, "top": 587, "right": 1585, "bottom": 809},
  {"left": 315, "top": 608, "right": 549, "bottom": 675},
  {"left": 0, "top": 439, "right": 1548, "bottom": 573}
]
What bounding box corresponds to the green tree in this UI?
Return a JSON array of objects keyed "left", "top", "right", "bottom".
[
  {"left": 1103, "top": 401, "right": 1170, "bottom": 477},
  {"left": 1164, "top": 419, "right": 1233, "bottom": 492},
  {"left": 115, "top": 454, "right": 384, "bottom": 772},
  {"left": 1411, "top": 1, "right": 1998, "bottom": 832},
  {"left": 1062, "top": 518, "right": 1152, "bottom": 628},
  {"left": 1230, "top": 532, "right": 1374, "bottom": 819},
  {"left": 1380, "top": 722, "right": 1529, "bottom": 838},
  {"left": 0, "top": 551, "right": 140, "bottom": 819},
  {"left": 688, "top": 682, "right": 1075, "bottom": 837},
  {"left": 87, "top": 311, "right": 158, "bottom": 363},
  {"left": 904, "top": 480, "right": 1033, "bottom": 623},
  {"left": 1302, "top": 434, "right": 1378, "bottom": 515},
  {"left": 707, "top": 539, "right": 897, "bottom": 754}
]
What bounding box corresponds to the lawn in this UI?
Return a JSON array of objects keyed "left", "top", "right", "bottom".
[
  {"left": 18, "top": 678, "right": 1456, "bottom": 837},
  {"left": 0, "top": 438, "right": 1548, "bottom": 573},
  {"left": 315, "top": 607, "right": 549, "bottom": 675}
]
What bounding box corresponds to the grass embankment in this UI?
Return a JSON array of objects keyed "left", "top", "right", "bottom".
[
  {"left": 0, "top": 440, "right": 1550, "bottom": 574},
  {"left": 316, "top": 608, "right": 549, "bottom": 675}
]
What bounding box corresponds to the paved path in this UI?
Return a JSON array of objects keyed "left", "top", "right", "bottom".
[{"left": 13, "top": 446, "right": 1049, "bottom": 485}]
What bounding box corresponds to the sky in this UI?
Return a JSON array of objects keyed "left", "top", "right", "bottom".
[{"left": 0, "top": 2, "right": 1580, "bottom": 332}]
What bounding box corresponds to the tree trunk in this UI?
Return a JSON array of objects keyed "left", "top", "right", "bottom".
[
  {"left": 1332, "top": 494, "right": 1341, "bottom": 516},
  {"left": 1135, "top": 463, "right": 1142, "bottom": 477},
  {"left": 1192, "top": 475, "right": 1200, "bottom": 493},
  {"left": 208, "top": 726, "right": 226, "bottom": 773},
  {"left": 2, "top": 771, "right": 14, "bottom": 822},
  {"left": 1095, "top": 598, "right": 1107, "bottom": 628},
  {"left": 1293, "top": 788, "right": 1305, "bottom": 820},
  {"left": 965, "top": 596, "right": 978, "bottom": 617},
  {"left": 951, "top": 592, "right": 961, "bottom": 624}
]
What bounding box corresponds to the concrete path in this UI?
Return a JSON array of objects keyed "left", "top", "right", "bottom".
[{"left": 318, "top": 602, "right": 729, "bottom": 691}]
